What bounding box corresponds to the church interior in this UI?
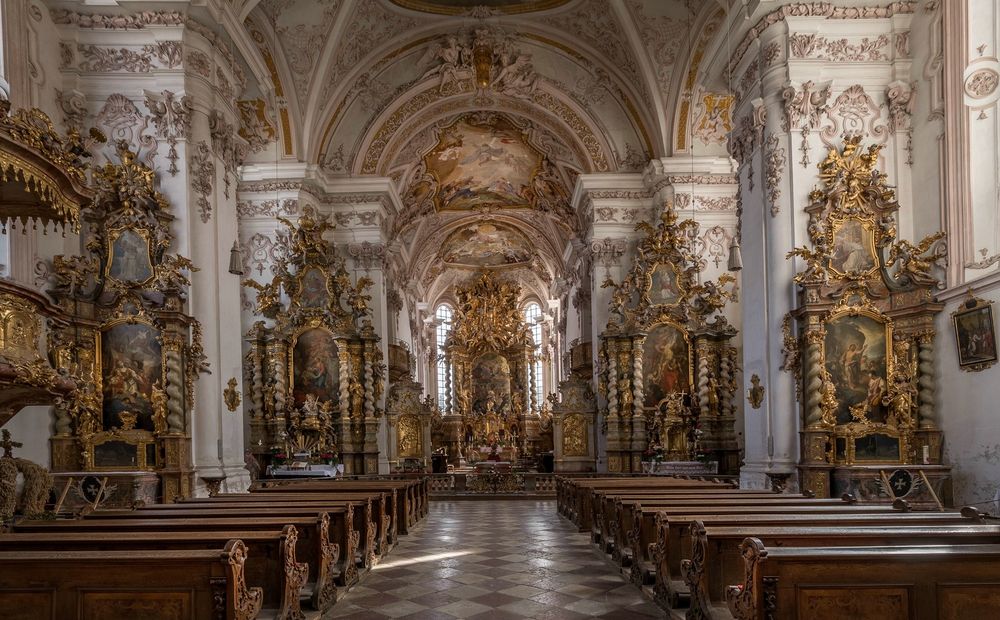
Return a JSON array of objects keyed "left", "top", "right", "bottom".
[{"left": 2, "top": 0, "right": 1000, "bottom": 618}]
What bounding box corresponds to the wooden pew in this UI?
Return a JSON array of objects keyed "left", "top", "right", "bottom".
[
  {"left": 601, "top": 494, "right": 864, "bottom": 563},
  {"left": 724, "top": 540, "right": 1000, "bottom": 619},
  {"left": 197, "top": 492, "right": 397, "bottom": 552},
  {"left": 0, "top": 527, "right": 315, "bottom": 617},
  {"left": 0, "top": 540, "right": 263, "bottom": 620},
  {"left": 592, "top": 492, "right": 801, "bottom": 552},
  {"left": 645, "top": 510, "right": 978, "bottom": 610},
  {"left": 250, "top": 479, "right": 425, "bottom": 533},
  {"left": 13, "top": 513, "right": 360, "bottom": 589},
  {"left": 561, "top": 477, "right": 731, "bottom": 521},
  {"left": 131, "top": 495, "right": 386, "bottom": 565},
  {"left": 566, "top": 479, "right": 735, "bottom": 531},
  {"left": 683, "top": 520, "right": 1000, "bottom": 619}
]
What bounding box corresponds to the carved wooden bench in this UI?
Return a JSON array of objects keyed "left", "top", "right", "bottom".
[
  {"left": 201, "top": 492, "right": 397, "bottom": 551},
  {"left": 629, "top": 503, "right": 974, "bottom": 607},
  {"left": 14, "top": 511, "right": 357, "bottom": 592},
  {"left": 724, "top": 540, "right": 1000, "bottom": 619},
  {"left": 0, "top": 526, "right": 313, "bottom": 618},
  {"left": 0, "top": 539, "right": 263, "bottom": 620},
  {"left": 139, "top": 495, "right": 383, "bottom": 568},
  {"left": 683, "top": 521, "right": 1000, "bottom": 619},
  {"left": 560, "top": 478, "right": 730, "bottom": 530},
  {"left": 251, "top": 479, "right": 426, "bottom": 532}
]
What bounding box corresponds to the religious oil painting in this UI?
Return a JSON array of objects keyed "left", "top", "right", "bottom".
[
  {"left": 829, "top": 219, "right": 877, "bottom": 276},
  {"left": 424, "top": 115, "right": 543, "bottom": 211},
  {"left": 107, "top": 228, "right": 154, "bottom": 284},
  {"left": 642, "top": 323, "right": 690, "bottom": 408},
  {"left": 298, "top": 266, "right": 328, "bottom": 308},
  {"left": 953, "top": 297, "right": 998, "bottom": 370},
  {"left": 292, "top": 328, "right": 340, "bottom": 406},
  {"left": 439, "top": 222, "right": 532, "bottom": 267},
  {"left": 648, "top": 262, "right": 682, "bottom": 306},
  {"left": 101, "top": 322, "right": 162, "bottom": 432},
  {"left": 824, "top": 314, "right": 889, "bottom": 425},
  {"left": 471, "top": 352, "right": 512, "bottom": 413}
]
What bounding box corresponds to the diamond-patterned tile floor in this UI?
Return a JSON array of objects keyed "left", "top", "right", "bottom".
[{"left": 330, "top": 500, "right": 661, "bottom": 619}]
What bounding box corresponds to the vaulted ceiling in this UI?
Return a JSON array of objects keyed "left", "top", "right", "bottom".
[{"left": 233, "top": 0, "right": 731, "bottom": 303}]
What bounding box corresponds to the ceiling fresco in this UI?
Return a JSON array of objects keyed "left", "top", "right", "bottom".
[
  {"left": 412, "top": 112, "right": 569, "bottom": 213},
  {"left": 388, "top": 0, "right": 572, "bottom": 15},
  {"left": 439, "top": 221, "right": 534, "bottom": 268}
]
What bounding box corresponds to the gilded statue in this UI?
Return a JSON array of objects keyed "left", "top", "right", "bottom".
[
  {"left": 706, "top": 376, "right": 720, "bottom": 414},
  {"left": 886, "top": 232, "right": 946, "bottom": 288},
  {"left": 819, "top": 368, "right": 838, "bottom": 427},
  {"left": 151, "top": 381, "right": 168, "bottom": 435},
  {"left": 349, "top": 378, "right": 364, "bottom": 418}
]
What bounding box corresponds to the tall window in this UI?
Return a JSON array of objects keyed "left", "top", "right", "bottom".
[
  {"left": 435, "top": 304, "right": 453, "bottom": 411},
  {"left": 524, "top": 302, "right": 544, "bottom": 411}
]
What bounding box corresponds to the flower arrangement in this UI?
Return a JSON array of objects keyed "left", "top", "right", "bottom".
[
  {"left": 270, "top": 448, "right": 288, "bottom": 466},
  {"left": 643, "top": 444, "right": 665, "bottom": 463},
  {"left": 319, "top": 451, "right": 339, "bottom": 466}
]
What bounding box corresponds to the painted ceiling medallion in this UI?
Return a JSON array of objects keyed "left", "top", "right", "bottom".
[
  {"left": 415, "top": 112, "right": 568, "bottom": 213},
  {"left": 388, "top": 0, "right": 572, "bottom": 16},
  {"left": 439, "top": 221, "right": 533, "bottom": 268}
]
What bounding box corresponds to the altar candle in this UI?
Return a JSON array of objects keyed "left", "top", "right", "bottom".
[{"left": 922, "top": 445, "right": 930, "bottom": 465}]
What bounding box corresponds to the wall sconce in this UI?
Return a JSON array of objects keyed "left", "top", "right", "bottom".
[{"left": 228, "top": 240, "right": 243, "bottom": 276}]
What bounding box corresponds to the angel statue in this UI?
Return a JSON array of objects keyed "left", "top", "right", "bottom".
[{"left": 886, "top": 231, "right": 946, "bottom": 288}]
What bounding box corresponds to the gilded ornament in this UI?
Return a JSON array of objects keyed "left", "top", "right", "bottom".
[
  {"left": 224, "top": 377, "right": 242, "bottom": 413},
  {"left": 747, "top": 374, "right": 765, "bottom": 409}
]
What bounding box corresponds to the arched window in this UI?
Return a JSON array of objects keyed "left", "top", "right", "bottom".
[
  {"left": 435, "top": 304, "right": 454, "bottom": 411},
  {"left": 523, "top": 302, "right": 544, "bottom": 411}
]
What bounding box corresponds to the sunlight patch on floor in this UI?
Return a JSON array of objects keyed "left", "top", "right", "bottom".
[{"left": 371, "top": 550, "right": 474, "bottom": 570}]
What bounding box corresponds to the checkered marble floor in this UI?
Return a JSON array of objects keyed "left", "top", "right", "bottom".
[{"left": 330, "top": 500, "right": 661, "bottom": 619}]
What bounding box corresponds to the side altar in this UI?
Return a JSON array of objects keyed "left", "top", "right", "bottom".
[
  {"left": 47, "top": 142, "right": 207, "bottom": 503},
  {"left": 785, "top": 138, "right": 949, "bottom": 499},
  {"left": 243, "top": 207, "right": 385, "bottom": 475},
  {"left": 599, "top": 209, "right": 741, "bottom": 474}
]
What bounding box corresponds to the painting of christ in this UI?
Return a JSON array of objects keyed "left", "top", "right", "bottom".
[
  {"left": 824, "top": 314, "right": 889, "bottom": 424},
  {"left": 292, "top": 328, "right": 340, "bottom": 406},
  {"left": 642, "top": 323, "right": 690, "bottom": 408}
]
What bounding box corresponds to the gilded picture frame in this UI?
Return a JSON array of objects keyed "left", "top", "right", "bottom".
[
  {"left": 105, "top": 226, "right": 155, "bottom": 285},
  {"left": 952, "top": 295, "right": 998, "bottom": 372},
  {"left": 294, "top": 265, "right": 332, "bottom": 309},
  {"left": 642, "top": 261, "right": 685, "bottom": 310}
]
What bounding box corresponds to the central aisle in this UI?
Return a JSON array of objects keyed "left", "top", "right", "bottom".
[{"left": 331, "top": 500, "right": 661, "bottom": 619}]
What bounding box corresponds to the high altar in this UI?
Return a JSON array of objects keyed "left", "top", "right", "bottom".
[
  {"left": 243, "top": 207, "right": 385, "bottom": 475},
  {"left": 787, "top": 138, "right": 949, "bottom": 502},
  {"left": 599, "top": 209, "right": 741, "bottom": 474},
  {"left": 438, "top": 272, "right": 544, "bottom": 465}
]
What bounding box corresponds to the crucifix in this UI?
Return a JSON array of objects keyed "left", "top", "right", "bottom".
[{"left": 1, "top": 429, "right": 22, "bottom": 458}]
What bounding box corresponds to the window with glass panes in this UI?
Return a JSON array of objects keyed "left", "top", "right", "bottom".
[
  {"left": 435, "top": 304, "right": 453, "bottom": 411},
  {"left": 523, "top": 302, "right": 543, "bottom": 411}
]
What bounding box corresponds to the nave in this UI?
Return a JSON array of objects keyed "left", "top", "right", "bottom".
[{"left": 331, "top": 500, "right": 661, "bottom": 620}]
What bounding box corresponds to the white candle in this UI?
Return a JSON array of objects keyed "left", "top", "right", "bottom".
[{"left": 922, "top": 445, "right": 930, "bottom": 465}]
